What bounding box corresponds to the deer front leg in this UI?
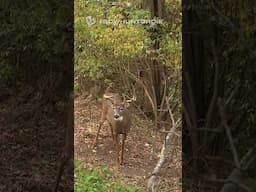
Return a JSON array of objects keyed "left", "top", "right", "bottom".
[
  {"left": 114, "top": 134, "right": 120, "bottom": 166},
  {"left": 94, "top": 121, "right": 104, "bottom": 146},
  {"left": 120, "top": 134, "right": 126, "bottom": 165},
  {"left": 108, "top": 122, "right": 114, "bottom": 143}
]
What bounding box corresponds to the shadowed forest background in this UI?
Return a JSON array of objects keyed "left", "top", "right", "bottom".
[
  {"left": 0, "top": 0, "right": 73, "bottom": 191},
  {"left": 183, "top": 1, "right": 256, "bottom": 192}
]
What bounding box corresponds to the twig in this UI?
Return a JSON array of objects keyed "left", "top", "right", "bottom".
[
  {"left": 218, "top": 98, "right": 240, "bottom": 168},
  {"left": 206, "top": 178, "right": 251, "bottom": 192},
  {"left": 211, "top": 2, "right": 235, "bottom": 30},
  {"left": 197, "top": 127, "right": 221, "bottom": 133},
  {"left": 158, "top": 130, "right": 180, "bottom": 137}
]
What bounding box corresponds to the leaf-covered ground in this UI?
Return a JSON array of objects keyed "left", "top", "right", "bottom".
[
  {"left": 0, "top": 90, "right": 181, "bottom": 192},
  {"left": 0, "top": 88, "right": 73, "bottom": 192},
  {"left": 74, "top": 95, "right": 182, "bottom": 192}
]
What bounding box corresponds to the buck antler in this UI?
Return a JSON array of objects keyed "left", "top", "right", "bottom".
[
  {"left": 126, "top": 95, "right": 136, "bottom": 103},
  {"left": 122, "top": 85, "right": 136, "bottom": 103},
  {"left": 103, "top": 94, "right": 113, "bottom": 99}
]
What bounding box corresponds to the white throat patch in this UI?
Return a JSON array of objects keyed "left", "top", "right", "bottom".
[{"left": 114, "top": 116, "right": 123, "bottom": 121}]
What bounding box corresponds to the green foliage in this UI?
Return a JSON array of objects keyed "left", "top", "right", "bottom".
[
  {"left": 75, "top": 162, "right": 143, "bottom": 192},
  {"left": 74, "top": 0, "right": 182, "bottom": 117},
  {"left": 74, "top": 0, "right": 181, "bottom": 93},
  {"left": 183, "top": 3, "right": 256, "bottom": 190},
  {"left": 75, "top": 0, "right": 151, "bottom": 85}
]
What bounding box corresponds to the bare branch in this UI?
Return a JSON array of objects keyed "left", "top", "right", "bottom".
[
  {"left": 205, "top": 178, "right": 251, "bottom": 192},
  {"left": 123, "top": 67, "right": 157, "bottom": 112},
  {"left": 211, "top": 2, "right": 235, "bottom": 30},
  {"left": 218, "top": 98, "right": 240, "bottom": 168},
  {"left": 219, "top": 144, "right": 256, "bottom": 192}
]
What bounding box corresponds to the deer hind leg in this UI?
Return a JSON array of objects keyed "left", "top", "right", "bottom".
[{"left": 120, "top": 133, "right": 126, "bottom": 165}]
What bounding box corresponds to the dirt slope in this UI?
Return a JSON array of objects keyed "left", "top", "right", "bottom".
[{"left": 74, "top": 95, "right": 182, "bottom": 192}]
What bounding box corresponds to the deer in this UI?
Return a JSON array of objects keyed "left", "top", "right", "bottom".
[
  {"left": 53, "top": 92, "right": 74, "bottom": 192},
  {"left": 94, "top": 84, "right": 136, "bottom": 165}
]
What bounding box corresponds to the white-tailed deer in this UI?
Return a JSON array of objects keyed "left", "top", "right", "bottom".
[
  {"left": 54, "top": 92, "right": 74, "bottom": 192},
  {"left": 94, "top": 85, "right": 136, "bottom": 165}
]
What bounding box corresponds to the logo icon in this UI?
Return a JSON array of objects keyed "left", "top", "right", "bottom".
[{"left": 86, "top": 16, "right": 96, "bottom": 27}]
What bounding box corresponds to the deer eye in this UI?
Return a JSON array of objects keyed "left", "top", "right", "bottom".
[{"left": 119, "top": 107, "right": 124, "bottom": 111}]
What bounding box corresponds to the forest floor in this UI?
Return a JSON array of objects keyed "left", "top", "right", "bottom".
[
  {"left": 0, "top": 89, "right": 181, "bottom": 192},
  {"left": 74, "top": 95, "right": 182, "bottom": 192},
  {"left": 0, "top": 88, "right": 73, "bottom": 192}
]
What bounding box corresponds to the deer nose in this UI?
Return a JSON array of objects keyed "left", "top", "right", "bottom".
[{"left": 114, "top": 114, "right": 120, "bottom": 119}]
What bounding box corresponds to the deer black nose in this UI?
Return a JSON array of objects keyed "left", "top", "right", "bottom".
[{"left": 114, "top": 114, "right": 120, "bottom": 119}]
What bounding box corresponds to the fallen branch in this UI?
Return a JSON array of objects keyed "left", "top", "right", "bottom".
[{"left": 147, "top": 97, "right": 181, "bottom": 192}]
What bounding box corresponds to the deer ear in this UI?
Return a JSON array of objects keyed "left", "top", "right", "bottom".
[{"left": 122, "top": 95, "right": 126, "bottom": 103}]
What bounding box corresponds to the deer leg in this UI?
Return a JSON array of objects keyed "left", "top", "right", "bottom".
[
  {"left": 120, "top": 134, "right": 126, "bottom": 165},
  {"left": 94, "top": 120, "right": 104, "bottom": 146},
  {"left": 108, "top": 122, "right": 114, "bottom": 143},
  {"left": 94, "top": 103, "right": 107, "bottom": 146},
  {"left": 54, "top": 151, "right": 69, "bottom": 192},
  {"left": 114, "top": 134, "right": 120, "bottom": 165}
]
